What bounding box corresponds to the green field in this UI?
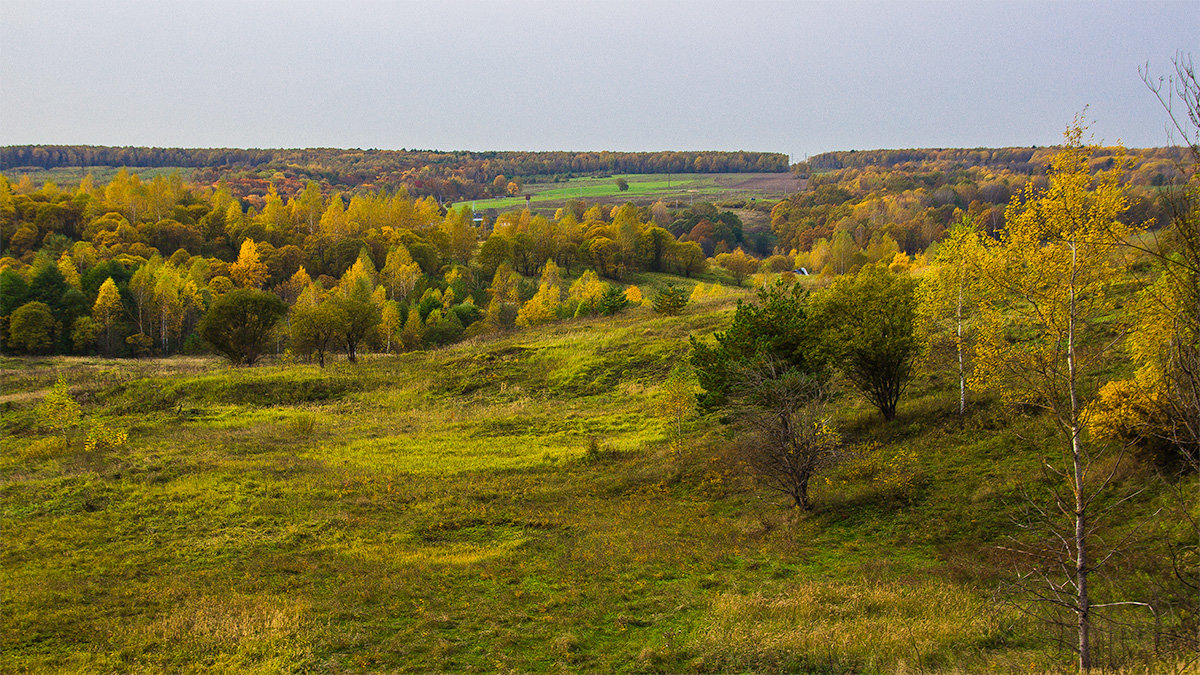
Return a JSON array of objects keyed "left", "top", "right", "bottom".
[
  {"left": 1, "top": 292, "right": 1191, "bottom": 672},
  {"left": 458, "top": 173, "right": 797, "bottom": 212},
  {"left": 3, "top": 165, "right": 188, "bottom": 186}
]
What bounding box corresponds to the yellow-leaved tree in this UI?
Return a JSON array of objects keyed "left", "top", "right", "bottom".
[
  {"left": 57, "top": 254, "right": 82, "bottom": 290},
  {"left": 484, "top": 263, "right": 522, "bottom": 331},
  {"left": 970, "top": 124, "right": 1140, "bottom": 674},
  {"left": 714, "top": 247, "right": 759, "bottom": 286},
  {"left": 915, "top": 219, "right": 985, "bottom": 416},
  {"left": 92, "top": 277, "right": 123, "bottom": 356},
  {"left": 39, "top": 376, "right": 81, "bottom": 449},
  {"left": 516, "top": 260, "right": 562, "bottom": 327},
  {"left": 153, "top": 263, "right": 200, "bottom": 355},
  {"left": 440, "top": 206, "right": 478, "bottom": 264},
  {"left": 568, "top": 269, "right": 606, "bottom": 317},
  {"left": 379, "top": 300, "right": 404, "bottom": 353},
  {"left": 1091, "top": 55, "right": 1200, "bottom": 466},
  {"left": 230, "top": 238, "right": 268, "bottom": 289},
  {"left": 657, "top": 362, "right": 697, "bottom": 459},
  {"left": 1087, "top": 264, "right": 1197, "bottom": 457},
  {"left": 380, "top": 243, "right": 422, "bottom": 303}
]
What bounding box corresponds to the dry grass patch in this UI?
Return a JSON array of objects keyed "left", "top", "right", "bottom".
[{"left": 688, "top": 578, "right": 1026, "bottom": 673}]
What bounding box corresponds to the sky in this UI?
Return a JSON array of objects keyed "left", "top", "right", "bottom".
[{"left": 1, "top": 0, "right": 1196, "bottom": 160}]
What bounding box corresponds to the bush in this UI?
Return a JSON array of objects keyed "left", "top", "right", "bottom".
[
  {"left": 651, "top": 284, "right": 688, "bottom": 316},
  {"left": 598, "top": 285, "right": 630, "bottom": 315},
  {"left": 84, "top": 421, "right": 128, "bottom": 453},
  {"left": 198, "top": 288, "right": 288, "bottom": 366},
  {"left": 8, "top": 301, "right": 58, "bottom": 354}
]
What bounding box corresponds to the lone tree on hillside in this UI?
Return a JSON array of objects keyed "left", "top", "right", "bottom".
[
  {"left": 691, "top": 280, "right": 837, "bottom": 509},
  {"left": 810, "top": 263, "right": 919, "bottom": 421},
  {"left": 198, "top": 288, "right": 287, "bottom": 366}
]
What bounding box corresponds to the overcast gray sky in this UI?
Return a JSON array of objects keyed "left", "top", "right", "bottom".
[{"left": 1, "top": 0, "right": 1196, "bottom": 159}]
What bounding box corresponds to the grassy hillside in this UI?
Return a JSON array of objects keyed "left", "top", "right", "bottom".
[{"left": 0, "top": 294, "right": 1193, "bottom": 673}]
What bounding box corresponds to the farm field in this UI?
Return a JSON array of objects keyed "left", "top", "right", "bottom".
[
  {"left": 459, "top": 172, "right": 802, "bottom": 213},
  {"left": 2, "top": 289, "right": 1188, "bottom": 673},
  {"left": 2, "top": 165, "right": 190, "bottom": 186}
]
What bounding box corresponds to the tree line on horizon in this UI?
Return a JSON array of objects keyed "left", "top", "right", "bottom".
[
  {"left": 0, "top": 146, "right": 789, "bottom": 202},
  {"left": 799, "top": 145, "right": 1191, "bottom": 173}
]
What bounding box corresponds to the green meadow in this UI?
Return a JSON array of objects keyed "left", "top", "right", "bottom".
[
  {"left": 1, "top": 293, "right": 1192, "bottom": 673},
  {"left": 461, "top": 173, "right": 792, "bottom": 212}
]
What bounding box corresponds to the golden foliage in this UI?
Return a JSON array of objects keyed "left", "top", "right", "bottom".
[
  {"left": 624, "top": 285, "right": 643, "bottom": 305},
  {"left": 1086, "top": 373, "right": 1165, "bottom": 445},
  {"left": 230, "top": 238, "right": 268, "bottom": 289},
  {"left": 516, "top": 261, "right": 563, "bottom": 328},
  {"left": 970, "top": 128, "right": 1139, "bottom": 414},
  {"left": 84, "top": 420, "right": 128, "bottom": 453},
  {"left": 38, "top": 376, "right": 82, "bottom": 447},
  {"left": 568, "top": 269, "right": 606, "bottom": 315}
]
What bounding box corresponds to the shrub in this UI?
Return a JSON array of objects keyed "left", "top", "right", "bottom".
[
  {"left": 597, "top": 285, "right": 629, "bottom": 315},
  {"left": 198, "top": 288, "right": 288, "bottom": 366},
  {"left": 8, "top": 301, "right": 58, "bottom": 354},
  {"left": 84, "top": 421, "right": 128, "bottom": 453},
  {"left": 651, "top": 283, "right": 688, "bottom": 316},
  {"left": 38, "top": 376, "right": 82, "bottom": 448}
]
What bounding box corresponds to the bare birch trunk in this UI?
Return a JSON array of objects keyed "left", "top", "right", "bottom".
[
  {"left": 1068, "top": 241, "right": 1091, "bottom": 673},
  {"left": 956, "top": 279, "right": 965, "bottom": 416}
]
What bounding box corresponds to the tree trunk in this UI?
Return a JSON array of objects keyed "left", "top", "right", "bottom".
[
  {"left": 1067, "top": 240, "right": 1091, "bottom": 674},
  {"left": 881, "top": 398, "right": 897, "bottom": 421},
  {"left": 957, "top": 278, "right": 965, "bottom": 416},
  {"left": 1075, "top": 432, "right": 1091, "bottom": 673}
]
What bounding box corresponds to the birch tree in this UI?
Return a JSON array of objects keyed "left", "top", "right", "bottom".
[
  {"left": 915, "top": 220, "right": 984, "bottom": 416},
  {"left": 971, "top": 125, "right": 1139, "bottom": 673},
  {"left": 92, "top": 277, "right": 123, "bottom": 356}
]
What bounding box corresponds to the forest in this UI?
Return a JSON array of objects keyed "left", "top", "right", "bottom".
[
  {"left": 0, "top": 138, "right": 1185, "bottom": 362},
  {"left": 1, "top": 112, "right": 1198, "bottom": 672},
  {"left": 0, "top": 146, "right": 789, "bottom": 203}
]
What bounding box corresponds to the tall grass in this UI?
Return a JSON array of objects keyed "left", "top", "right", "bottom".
[{"left": 688, "top": 579, "right": 1027, "bottom": 673}]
